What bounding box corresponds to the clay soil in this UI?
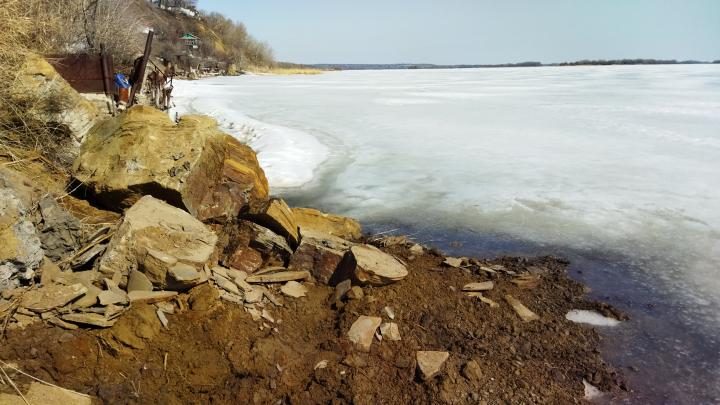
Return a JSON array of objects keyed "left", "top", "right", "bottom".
[{"left": 0, "top": 241, "right": 626, "bottom": 404}]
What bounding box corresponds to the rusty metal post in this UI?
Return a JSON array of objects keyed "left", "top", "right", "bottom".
[
  {"left": 99, "top": 45, "right": 116, "bottom": 115},
  {"left": 129, "top": 30, "right": 154, "bottom": 107}
]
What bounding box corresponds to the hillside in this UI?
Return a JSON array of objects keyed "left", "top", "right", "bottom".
[{"left": 129, "top": 0, "right": 275, "bottom": 72}]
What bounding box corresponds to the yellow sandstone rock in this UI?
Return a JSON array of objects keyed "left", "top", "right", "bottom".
[
  {"left": 292, "top": 207, "right": 362, "bottom": 240},
  {"left": 10, "top": 54, "right": 98, "bottom": 145},
  {"left": 73, "top": 106, "right": 269, "bottom": 221}
]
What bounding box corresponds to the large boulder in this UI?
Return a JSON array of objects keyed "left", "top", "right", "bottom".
[
  {"left": 0, "top": 188, "right": 44, "bottom": 291},
  {"left": 72, "top": 106, "right": 269, "bottom": 221},
  {"left": 9, "top": 54, "right": 98, "bottom": 145},
  {"left": 292, "top": 207, "right": 362, "bottom": 240},
  {"left": 98, "top": 196, "right": 217, "bottom": 290}
]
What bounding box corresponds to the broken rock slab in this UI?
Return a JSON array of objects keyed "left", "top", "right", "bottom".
[
  {"left": 247, "top": 198, "right": 299, "bottom": 247},
  {"left": 462, "top": 281, "right": 494, "bottom": 292},
  {"left": 128, "top": 290, "right": 178, "bottom": 304},
  {"left": 288, "top": 229, "right": 354, "bottom": 285},
  {"left": 338, "top": 245, "right": 408, "bottom": 286},
  {"left": 379, "top": 322, "right": 401, "bottom": 341},
  {"left": 292, "top": 207, "right": 362, "bottom": 240},
  {"left": 504, "top": 295, "right": 539, "bottom": 322},
  {"left": 37, "top": 196, "right": 83, "bottom": 262},
  {"left": 245, "top": 271, "right": 310, "bottom": 284},
  {"left": 416, "top": 351, "right": 450, "bottom": 380},
  {"left": 20, "top": 283, "right": 87, "bottom": 313},
  {"left": 0, "top": 188, "right": 44, "bottom": 291},
  {"left": 72, "top": 106, "right": 269, "bottom": 221},
  {"left": 226, "top": 246, "right": 263, "bottom": 274},
  {"left": 98, "top": 196, "right": 216, "bottom": 290},
  {"left": 247, "top": 222, "right": 293, "bottom": 262},
  {"left": 62, "top": 312, "right": 116, "bottom": 328},
  {"left": 280, "top": 281, "right": 308, "bottom": 298},
  {"left": 348, "top": 315, "right": 382, "bottom": 352},
  {"left": 127, "top": 270, "right": 153, "bottom": 292}
]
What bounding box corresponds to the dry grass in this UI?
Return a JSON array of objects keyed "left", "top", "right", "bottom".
[
  {"left": 245, "top": 66, "right": 324, "bottom": 75},
  {"left": 0, "top": 0, "right": 108, "bottom": 172}
]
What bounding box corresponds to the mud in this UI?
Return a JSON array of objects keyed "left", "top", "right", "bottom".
[{"left": 0, "top": 242, "right": 626, "bottom": 404}]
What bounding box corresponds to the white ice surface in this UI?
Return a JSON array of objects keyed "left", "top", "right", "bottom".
[
  {"left": 566, "top": 310, "right": 621, "bottom": 327},
  {"left": 170, "top": 85, "right": 329, "bottom": 188},
  {"left": 171, "top": 66, "right": 720, "bottom": 333}
]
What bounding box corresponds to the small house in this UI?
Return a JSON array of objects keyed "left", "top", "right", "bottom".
[{"left": 180, "top": 33, "right": 199, "bottom": 52}]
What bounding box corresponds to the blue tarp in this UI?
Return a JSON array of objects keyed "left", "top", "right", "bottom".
[{"left": 114, "top": 73, "right": 130, "bottom": 89}]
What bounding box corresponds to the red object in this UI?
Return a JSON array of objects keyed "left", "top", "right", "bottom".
[{"left": 118, "top": 88, "right": 129, "bottom": 103}]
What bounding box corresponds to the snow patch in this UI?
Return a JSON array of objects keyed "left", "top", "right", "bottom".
[{"left": 566, "top": 310, "right": 620, "bottom": 327}]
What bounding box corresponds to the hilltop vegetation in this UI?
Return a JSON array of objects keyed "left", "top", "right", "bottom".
[{"left": 0, "top": 0, "right": 275, "bottom": 69}]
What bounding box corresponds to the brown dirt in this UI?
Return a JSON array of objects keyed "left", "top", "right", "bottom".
[{"left": 0, "top": 241, "right": 626, "bottom": 404}]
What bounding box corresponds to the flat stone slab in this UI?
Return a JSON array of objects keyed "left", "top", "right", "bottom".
[
  {"left": 504, "top": 295, "right": 539, "bottom": 322},
  {"left": 416, "top": 351, "right": 450, "bottom": 380},
  {"left": 292, "top": 207, "right": 362, "bottom": 240},
  {"left": 128, "top": 290, "right": 178, "bottom": 304},
  {"left": 62, "top": 312, "right": 115, "bottom": 328},
  {"left": 245, "top": 271, "right": 310, "bottom": 284},
  {"left": 462, "top": 281, "right": 494, "bottom": 292},
  {"left": 443, "top": 257, "right": 463, "bottom": 268},
  {"left": 20, "top": 283, "right": 87, "bottom": 313},
  {"left": 0, "top": 381, "right": 92, "bottom": 405},
  {"left": 343, "top": 245, "right": 408, "bottom": 286}
]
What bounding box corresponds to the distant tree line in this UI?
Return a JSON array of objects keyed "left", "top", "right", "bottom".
[
  {"left": 313, "top": 59, "right": 718, "bottom": 71},
  {"left": 556, "top": 59, "right": 708, "bottom": 66}
]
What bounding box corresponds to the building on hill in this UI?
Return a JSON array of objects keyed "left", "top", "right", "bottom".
[{"left": 180, "top": 33, "right": 199, "bottom": 54}]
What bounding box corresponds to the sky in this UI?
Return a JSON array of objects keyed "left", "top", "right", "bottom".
[{"left": 197, "top": 0, "right": 720, "bottom": 65}]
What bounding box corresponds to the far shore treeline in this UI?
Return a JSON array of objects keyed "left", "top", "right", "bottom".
[{"left": 312, "top": 58, "right": 720, "bottom": 71}]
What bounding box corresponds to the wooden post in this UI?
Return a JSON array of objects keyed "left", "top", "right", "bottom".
[{"left": 129, "top": 30, "right": 154, "bottom": 107}]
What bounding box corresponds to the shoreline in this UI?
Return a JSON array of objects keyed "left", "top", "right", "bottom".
[{"left": 0, "top": 56, "right": 629, "bottom": 403}]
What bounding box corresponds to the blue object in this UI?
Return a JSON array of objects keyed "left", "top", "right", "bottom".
[{"left": 114, "top": 73, "right": 130, "bottom": 89}]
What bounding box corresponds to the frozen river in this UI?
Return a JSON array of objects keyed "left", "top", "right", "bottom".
[{"left": 172, "top": 65, "right": 720, "bottom": 402}]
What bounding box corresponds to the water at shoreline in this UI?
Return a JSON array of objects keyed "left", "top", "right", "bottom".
[{"left": 172, "top": 65, "right": 720, "bottom": 402}]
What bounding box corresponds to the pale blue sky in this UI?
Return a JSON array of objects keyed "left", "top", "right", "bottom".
[{"left": 197, "top": 0, "right": 720, "bottom": 64}]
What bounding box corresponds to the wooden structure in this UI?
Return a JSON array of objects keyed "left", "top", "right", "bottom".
[
  {"left": 47, "top": 53, "right": 114, "bottom": 94},
  {"left": 47, "top": 51, "right": 115, "bottom": 114}
]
